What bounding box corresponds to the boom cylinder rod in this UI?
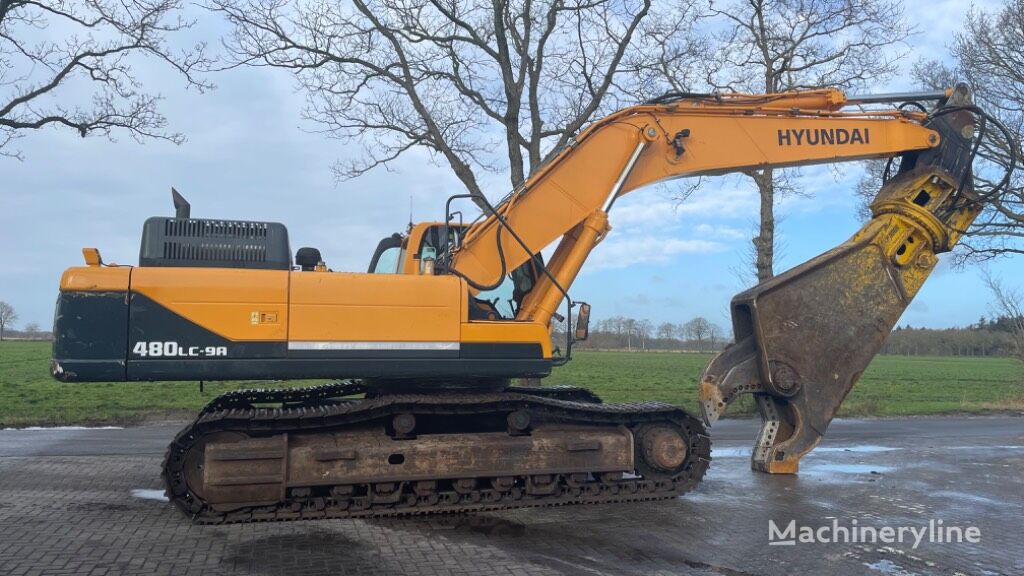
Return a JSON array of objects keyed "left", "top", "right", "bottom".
[{"left": 601, "top": 141, "right": 648, "bottom": 212}]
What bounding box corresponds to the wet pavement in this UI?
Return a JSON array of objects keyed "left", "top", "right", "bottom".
[{"left": 0, "top": 416, "right": 1021, "bottom": 575}]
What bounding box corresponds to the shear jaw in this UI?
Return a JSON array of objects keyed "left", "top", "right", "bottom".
[{"left": 698, "top": 338, "right": 817, "bottom": 474}]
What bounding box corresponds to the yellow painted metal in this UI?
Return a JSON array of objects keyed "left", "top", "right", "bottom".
[
  {"left": 460, "top": 321, "right": 552, "bottom": 358},
  {"left": 82, "top": 248, "right": 103, "bottom": 267},
  {"left": 60, "top": 266, "right": 131, "bottom": 292},
  {"left": 518, "top": 210, "right": 611, "bottom": 327},
  {"left": 131, "top": 268, "right": 290, "bottom": 341},
  {"left": 452, "top": 90, "right": 939, "bottom": 298},
  {"left": 289, "top": 272, "right": 466, "bottom": 343},
  {"left": 401, "top": 222, "right": 431, "bottom": 275},
  {"left": 56, "top": 88, "right": 964, "bottom": 369}
]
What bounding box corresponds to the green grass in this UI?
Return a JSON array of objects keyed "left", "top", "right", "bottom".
[
  {"left": 0, "top": 341, "right": 324, "bottom": 427},
  {"left": 1, "top": 341, "right": 1022, "bottom": 427},
  {"left": 548, "top": 350, "right": 1024, "bottom": 417}
]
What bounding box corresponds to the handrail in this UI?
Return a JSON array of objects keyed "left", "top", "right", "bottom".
[{"left": 440, "top": 193, "right": 575, "bottom": 366}]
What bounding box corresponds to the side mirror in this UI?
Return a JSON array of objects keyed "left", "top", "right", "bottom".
[{"left": 574, "top": 302, "right": 591, "bottom": 342}]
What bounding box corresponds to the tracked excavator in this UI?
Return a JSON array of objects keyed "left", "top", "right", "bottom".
[{"left": 51, "top": 84, "right": 1009, "bottom": 523}]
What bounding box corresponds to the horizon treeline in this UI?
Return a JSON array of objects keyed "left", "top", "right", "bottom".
[{"left": 554, "top": 314, "right": 1024, "bottom": 358}]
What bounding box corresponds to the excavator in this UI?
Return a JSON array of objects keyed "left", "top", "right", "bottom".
[{"left": 50, "top": 83, "right": 1007, "bottom": 523}]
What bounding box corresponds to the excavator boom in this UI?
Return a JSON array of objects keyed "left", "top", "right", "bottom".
[{"left": 449, "top": 88, "right": 942, "bottom": 307}]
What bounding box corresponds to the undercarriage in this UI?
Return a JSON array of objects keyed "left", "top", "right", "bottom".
[{"left": 163, "top": 382, "right": 711, "bottom": 523}]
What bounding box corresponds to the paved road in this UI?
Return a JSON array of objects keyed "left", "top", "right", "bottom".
[{"left": 1, "top": 416, "right": 1021, "bottom": 576}]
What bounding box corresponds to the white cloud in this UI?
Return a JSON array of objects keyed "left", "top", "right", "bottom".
[
  {"left": 694, "top": 223, "right": 746, "bottom": 240},
  {"left": 586, "top": 234, "right": 725, "bottom": 272},
  {"left": 609, "top": 199, "right": 682, "bottom": 228},
  {"left": 606, "top": 182, "right": 760, "bottom": 239}
]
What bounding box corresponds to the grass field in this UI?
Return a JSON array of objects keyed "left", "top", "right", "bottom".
[{"left": 1, "top": 341, "right": 1022, "bottom": 427}]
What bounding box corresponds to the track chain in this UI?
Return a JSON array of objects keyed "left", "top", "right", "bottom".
[
  {"left": 199, "top": 381, "right": 602, "bottom": 415},
  {"left": 198, "top": 380, "right": 365, "bottom": 415},
  {"left": 164, "top": 384, "right": 711, "bottom": 524}
]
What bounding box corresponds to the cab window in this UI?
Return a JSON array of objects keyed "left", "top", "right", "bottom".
[
  {"left": 373, "top": 247, "right": 402, "bottom": 274},
  {"left": 473, "top": 258, "right": 538, "bottom": 319},
  {"left": 368, "top": 233, "right": 404, "bottom": 274}
]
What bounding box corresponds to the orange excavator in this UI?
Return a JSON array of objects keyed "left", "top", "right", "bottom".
[{"left": 51, "top": 83, "right": 1007, "bottom": 522}]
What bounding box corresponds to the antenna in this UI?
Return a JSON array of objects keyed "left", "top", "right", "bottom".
[
  {"left": 171, "top": 187, "right": 191, "bottom": 219},
  {"left": 408, "top": 195, "right": 414, "bottom": 229}
]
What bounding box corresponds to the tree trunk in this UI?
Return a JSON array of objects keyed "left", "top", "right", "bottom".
[
  {"left": 752, "top": 168, "right": 775, "bottom": 282},
  {"left": 506, "top": 122, "right": 526, "bottom": 188}
]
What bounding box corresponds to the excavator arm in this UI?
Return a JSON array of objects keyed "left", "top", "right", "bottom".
[
  {"left": 448, "top": 84, "right": 983, "bottom": 474},
  {"left": 449, "top": 88, "right": 946, "bottom": 325}
]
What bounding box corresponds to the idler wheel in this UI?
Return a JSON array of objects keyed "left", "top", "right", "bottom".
[{"left": 635, "top": 424, "right": 689, "bottom": 478}]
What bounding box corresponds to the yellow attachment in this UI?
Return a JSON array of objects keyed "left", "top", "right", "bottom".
[{"left": 698, "top": 170, "right": 981, "bottom": 474}]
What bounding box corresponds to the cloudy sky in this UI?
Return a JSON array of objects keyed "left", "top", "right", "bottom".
[{"left": 1, "top": 0, "right": 1018, "bottom": 333}]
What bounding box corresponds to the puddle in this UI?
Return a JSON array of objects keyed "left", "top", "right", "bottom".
[
  {"left": 225, "top": 530, "right": 367, "bottom": 573},
  {"left": 863, "top": 559, "right": 920, "bottom": 576},
  {"left": 379, "top": 513, "right": 528, "bottom": 537},
  {"left": 131, "top": 489, "right": 168, "bottom": 501},
  {"left": 816, "top": 445, "right": 899, "bottom": 454},
  {"left": 711, "top": 447, "right": 751, "bottom": 458},
  {"left": 929, "top": 491, "right": 1000, "bottom": 506},
  {"left": 3, "top": 426, "right": 123, "bottom": 431},
  {"left": 804, "top": 463, "right": 893, "bottom": 475},
  {"left": 712, "top": 445, "right": 898, "bottom": 459}
]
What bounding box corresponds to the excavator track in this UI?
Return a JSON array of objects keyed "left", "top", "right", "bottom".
[{"left": 163, "top": 383, "right": 711, "bottom": 524}]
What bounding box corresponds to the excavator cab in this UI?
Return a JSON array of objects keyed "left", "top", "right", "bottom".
[{"left": 367, "top": 222, "right": 543, "bottom": 321}]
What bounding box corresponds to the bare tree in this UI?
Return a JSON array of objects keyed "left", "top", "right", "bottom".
[
  {"left": 208, "top": 0, "right": 698, "bottom": 209},
  {"left": 856, "top": 0, "right": 1023, "bottom": 261},
  {"left": 656, "top": 321, "right": 676, "bottom": 341},
  {"left": 654, "top": 0, "right": 910, "bottom": 282},
  {"left": 943, "top": 0, "right": 1023, "bottom": 261},
  {"left": 0, "top": 0, "right": 213, "bottom": 158},
  {"left": 23, "top": 317, "right": 39, "bottom": 336},
  {"left": 707, "top": 321, "right": 723, "bottom": 351},
  {"left": 636, "top": 319, "right": 652, "bottom": 350},
  {"left": 623, "top": 317, "right": 637, "bottom": 351},
  {"left": 683, "top": 316, "right": 711, "bottom": 351},
  {"left": 982, "top": 270, "right": 1024, "bottom": 363},
  {"left": 0, "top": 302, "right": 16, "bottom": 340}
]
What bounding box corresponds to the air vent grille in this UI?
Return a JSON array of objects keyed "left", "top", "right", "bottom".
[
  {"left": 163, "top": 219, "right": 270, "bottom": 240},
  {"left": 140, "top": 217, "right": 291, "bottom": 270},
  {"left": 162, "top": 242, "right": 269, "bottom": 262}
]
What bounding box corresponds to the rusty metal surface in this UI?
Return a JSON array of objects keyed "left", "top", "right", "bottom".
[
  {"left": 164, "top": 382, "right": 711, "bottom": 523},
  {"left": 204, "top": 425, "right": 635, "bottom": 500},
  {"left": 700, "top": 89, "right": 983, "bottom": 474}
]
